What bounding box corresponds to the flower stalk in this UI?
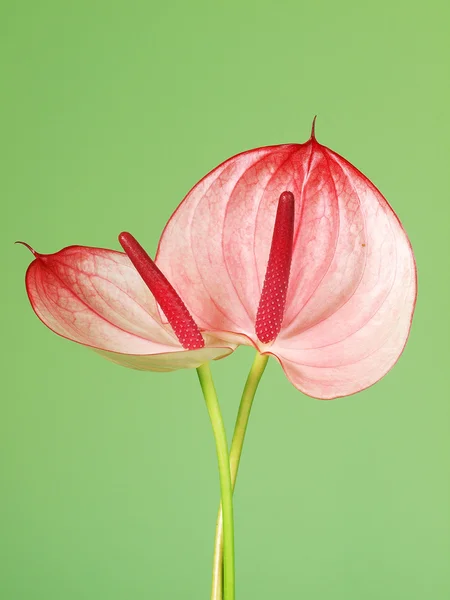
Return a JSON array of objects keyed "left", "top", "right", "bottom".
[
  {"left": 197, "top": 363, "right": 235, "bottom": 600},
  {"left": 210, "top": 352, "right": 269, "bottom": 600}
]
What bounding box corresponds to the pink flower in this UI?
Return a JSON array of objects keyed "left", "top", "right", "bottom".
[
  {"left": 20, "top": 233, "right": 234, "bottom": 371},
  {"left": 156, "top": 126, "right": 417, "bottom": 399}
]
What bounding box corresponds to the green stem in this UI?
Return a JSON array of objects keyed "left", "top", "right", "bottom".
[
  {"left": 210, "top": 352, "right": 269, "bottom": 600},
  {"left": 197, "top": 363, "right": 235, "bottom": 600}
]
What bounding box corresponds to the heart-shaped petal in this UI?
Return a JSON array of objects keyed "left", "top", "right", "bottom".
[
  {"left": 24, "top": 245, "right": 234, "bottom": 370},
  {"left": 156, "top": 135, "right": 416, "bottom": 397}
]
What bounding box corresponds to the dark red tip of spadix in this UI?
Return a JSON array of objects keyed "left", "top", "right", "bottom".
[
  {"left": 119, "top": 232, "right": 205, "bottom": 350},
  {"left": 255, "top": 191, "right": 295, "bottom": 344}
]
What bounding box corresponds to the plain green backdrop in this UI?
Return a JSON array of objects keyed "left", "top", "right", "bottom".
[{"left": 1, "top": 1, "right": 449, "bottom": 599}]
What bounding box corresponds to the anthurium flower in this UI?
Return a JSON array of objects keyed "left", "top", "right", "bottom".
[
  {"left": 156, "top": 126, "right": 417, "bottom": 399},
  {"left": 20, "top": 233, "right": 234, "bottom": 371}
]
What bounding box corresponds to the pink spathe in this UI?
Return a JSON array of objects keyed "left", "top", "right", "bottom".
[
  {"left": 23, "top": 244, "right": 233, "bottom": 371},
  {"left": 156, "top": 131, "right": 417, "bottom": 399}
]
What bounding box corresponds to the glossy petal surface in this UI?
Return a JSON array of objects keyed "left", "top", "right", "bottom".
[
  {"left": 157, "top": 138, "right": 416, "bottom": 398},
  {"left": 25, "top": 246, "right": 233, "bottom": 370}
]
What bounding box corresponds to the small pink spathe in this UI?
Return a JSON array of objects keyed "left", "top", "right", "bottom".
[{"left": 25, "top": 246, "right": 234, "bottom": 371}]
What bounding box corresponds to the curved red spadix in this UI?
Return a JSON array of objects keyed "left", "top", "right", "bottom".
[
  {"left": 255, "top": 191, "right": 294, "bottom": 343},
  {"left": 156, "top": 133, "right": 417, "bottom": 399},
  {"left": 118, "top": 232, "right": 204, "bottom": 350},
  {"left": 21, "top": 244, "right": 233, "bottom": 371}
]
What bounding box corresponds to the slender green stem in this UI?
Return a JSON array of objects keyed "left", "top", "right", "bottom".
[
  {"left": 197, "top": 363, "right": 235, "bottom": 600},
  {"left": 210, "top": 352, "right": 269, "bottom": 600}
]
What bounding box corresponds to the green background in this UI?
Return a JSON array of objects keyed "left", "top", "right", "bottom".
[{"left": 2, "top": 1, "right": 449, "bottom": 598}]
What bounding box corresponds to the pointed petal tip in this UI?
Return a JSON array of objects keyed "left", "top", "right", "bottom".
[
  {"left": 15, "top": 240, "right": 37, "bottom": 256},
  {"left": 310, "top": 115, "right": 317, "bottom": 140}
]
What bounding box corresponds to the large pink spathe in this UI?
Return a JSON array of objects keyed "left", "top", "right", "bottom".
[{"left": 156, "top": 132, "right": 417, "bottom": 399}]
